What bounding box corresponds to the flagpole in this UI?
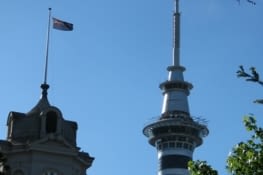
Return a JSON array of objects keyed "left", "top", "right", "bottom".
[{"left": 44, "top": 8, "right": 52, "bottom": 85}]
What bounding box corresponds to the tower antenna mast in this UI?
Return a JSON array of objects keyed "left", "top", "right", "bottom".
[
  {"left": 175, "top": 0, "right": 179, "bottom": 12},
  {"left": 173, "top": 0, "right": 180, "bottom": 66}
]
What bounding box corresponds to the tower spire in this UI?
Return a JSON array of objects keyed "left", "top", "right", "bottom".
[
  {"left": 173, "top": 0, "right": 180, "bottom": 66},
  {"left": 160, "top": 0, "right": 192, "bottom": 115},
  {"left": 143, "top": 1, "right": 208, "bottom": 175},
  {"left": 175, "top": 0, "right": 179, "bottom": 12}
]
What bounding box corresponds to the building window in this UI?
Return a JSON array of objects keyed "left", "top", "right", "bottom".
[{"left": 46, "top": 111, "right": 58, "bottom": 133}]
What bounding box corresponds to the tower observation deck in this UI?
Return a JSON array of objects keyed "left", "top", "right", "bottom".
[{"left": 143, "top": 1, "right": 209, "bottom": 175}]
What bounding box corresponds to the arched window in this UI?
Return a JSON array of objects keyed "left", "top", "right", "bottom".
[{"left": 46, "top": 111, "right": 57, "bottom": 133}]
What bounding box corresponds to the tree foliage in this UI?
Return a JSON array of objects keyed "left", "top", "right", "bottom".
[
  {"left": 188, "top": 67, "right": 262, "bottom": 174},
  {"left": 188, "top": 160, "right": 218, "bottom": 175},
  {"left": 188, "top": 115, "right": 263, "bottom": 175},
  {"left": 236, "top": 65, "right": 263, "bottom": 86},
  {"left": 237, "top": 65, "right": 263, "bottom": 104},
  {"left": 227, "top": 115, "right": 263, "bottom": 175}
]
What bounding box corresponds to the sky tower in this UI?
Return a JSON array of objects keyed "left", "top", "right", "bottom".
[{"left": 143, "top": 1, "right": 209, "bottom": 175}]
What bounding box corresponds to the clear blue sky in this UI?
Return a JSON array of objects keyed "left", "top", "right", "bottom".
[{"left": 0, "top": 0, "right": 262, "bottom": 175}]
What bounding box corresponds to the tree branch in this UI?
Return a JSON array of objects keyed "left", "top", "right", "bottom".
[{"left": 237, "top": 66, "right": 263, "bottom": 104}]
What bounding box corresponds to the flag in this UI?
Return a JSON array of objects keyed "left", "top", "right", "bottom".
[{"left": 53, "top": 18, "right": 73, "bottom": 31}]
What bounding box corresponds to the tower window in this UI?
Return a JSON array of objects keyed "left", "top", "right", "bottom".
[
  {"left": 188, "top": 138, "right": 194, "bottom": 144},
  {"left": 176, "top": 142, "right": 182, "bottom": 148},
  {"left": 169, "top": 142, "right": 175, "bottom": 148},
  {"left": 183, "top": 143, "right": 188, "bottom": 149},
  {"left": 46, "top": 111, "right": 57, "bottom": 133},
  {"left": 163, "top": 142, "right": 168, "bottom": 149},
  {"left": 178, "top": 136, "right": 186, "bottom": 141}
]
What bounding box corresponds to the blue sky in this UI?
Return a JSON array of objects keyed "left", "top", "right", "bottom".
[{"left": 0, "top": 0, "right": 262, "bottom": 174}]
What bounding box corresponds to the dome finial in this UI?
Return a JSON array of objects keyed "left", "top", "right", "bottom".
[{"left": 41, "top": 83, "right": 50, "bottom": 98}]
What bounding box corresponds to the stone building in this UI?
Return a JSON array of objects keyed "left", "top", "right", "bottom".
[{"left": 0, "top": 83, "right": 94, "bottom": 175}]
